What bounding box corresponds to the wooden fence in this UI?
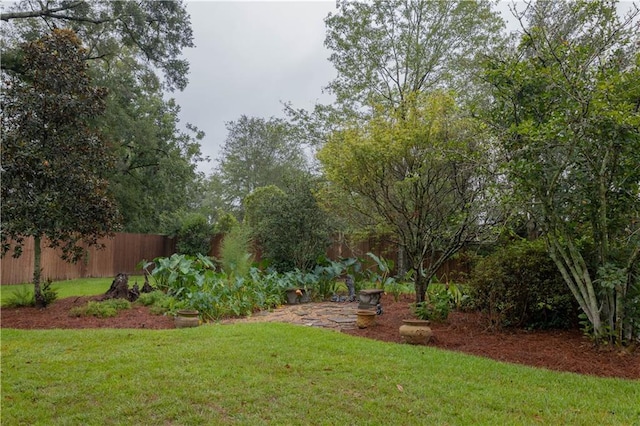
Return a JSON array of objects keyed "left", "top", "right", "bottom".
[
  {"left": 1, "top": 233, "right": 176, "bottom": 285},
  {"left": 2, "top": 232, "right": 469, "bottom": 285}
]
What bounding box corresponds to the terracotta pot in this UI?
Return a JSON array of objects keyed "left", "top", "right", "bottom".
[
  {"left": 399, "top": 319, "right": 432, "bottom": 344},
  {"left": 356, "top": 310, "right": 377, "bottom": 329},
  {"left": 175, "top": 310, "right": 200, "bottom": 328}
]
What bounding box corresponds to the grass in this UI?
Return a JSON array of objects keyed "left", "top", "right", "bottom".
[
  {"left": 0, "top": 276, "right": 144, "bottom": 305},
  {"left": 2, "top": 324, "right": 639, "bottom": 425}
]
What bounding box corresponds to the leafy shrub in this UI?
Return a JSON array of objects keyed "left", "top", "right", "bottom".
[
  {"left": 3, "top": 280, "right": 58, "bottom": 307},
  {"left": 3, "top": 286, "right": 35, "bottom": 307},
  {"left": 176, "top": 213, "right": 212, "bottom": 256},
  {"left": 42, "top": 280, "right": 58, "bottom": 306},
  {"left": 69, "top": 299, "right": 131, "bottom": 318},
  {"left": 468, "top": 239, "right": 577, "bottom": 329},
  {"left": 246, "top": 178, "right": 335, "bottom": 272},
  {"left": 136, "top": 290, "right": 175, "bottom": 315},
  {"left": 412, "top": 285, "right": 451, "bottom": 322}
]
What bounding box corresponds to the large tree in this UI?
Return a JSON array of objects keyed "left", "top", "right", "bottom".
[
  {"left": 2, "top": 1, "right": 205, "bottom": 233},
  {"left": 324, "top": 0, "right": 503, "bottom": 114},
  {"left": 1, "top": 29, "right": 120, "bottom": 307},
  {"left": 95, "top": 58, "right": 206, "bottom": 233},
  {"left": 1, "top": 0, "right": 193, "bottom": 91},
  {"left": 318, "top": 92, "right": 495, "bottom": 303},
  {"left": 216, "top": 115, "right": 309, "bottom": 214},
  {"left": 483, "top": 1, "right": 640, "bottom": 343},
  {"left": 286, "top": 0, "right": 504, "bottom": 144}
]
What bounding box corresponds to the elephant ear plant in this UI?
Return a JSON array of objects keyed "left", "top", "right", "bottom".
[{"left": 139, "top": 253, "right": 288, "bottom": 321}]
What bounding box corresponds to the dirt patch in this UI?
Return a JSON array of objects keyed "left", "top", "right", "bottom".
[{"left": 2, "top": 293, "right": 637, "bottom": 380}]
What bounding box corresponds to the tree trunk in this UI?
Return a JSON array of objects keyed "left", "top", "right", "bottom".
[
  {"left": 414, "top": 266, "right": 428, "bottom": 304},
  {"left": 397, "top": 245, "right": 407, "bottom": 277},
  {"left": 33, "top": 235, "right": 45, "bottom": 308}
]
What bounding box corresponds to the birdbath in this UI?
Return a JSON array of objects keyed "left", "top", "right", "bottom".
[{"left": 358, "top": 289, "right": 384, "bottom": 311}]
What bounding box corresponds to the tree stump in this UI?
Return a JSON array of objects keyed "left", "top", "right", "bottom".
[{"left": 103, "top": 272, "right": 156, "bottom": 302}]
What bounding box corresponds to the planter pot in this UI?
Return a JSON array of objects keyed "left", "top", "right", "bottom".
[
  {"left": 175, "top": 310, "right": 200, "bottom": 328},
  {"left": 358, "top": 289, "right": 384, "bottom": 310},
  {"left": 399, "top": 319, "right": 432, "bottom": 344},
  {"left": 356, "top": 309, "right": 377, "bottom": 329}
]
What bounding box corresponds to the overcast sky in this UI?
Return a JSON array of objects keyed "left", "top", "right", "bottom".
[{"left": 171, "top": 1, "right": 337, "bottom": 174}]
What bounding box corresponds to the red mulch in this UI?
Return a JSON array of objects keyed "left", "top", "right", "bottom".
[{"left": 2, "top": 293, "right": 638, "bottom": 380}]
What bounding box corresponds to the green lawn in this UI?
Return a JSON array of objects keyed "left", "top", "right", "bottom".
[
  {"left": 2, "top": 324, "right": 639, "bottom": 425},
  {"left": 1, "top": 276, "right": 144, "bottom": 305},
  {"left": 2, "top": 278, "right": 639, "bottom": 424}
]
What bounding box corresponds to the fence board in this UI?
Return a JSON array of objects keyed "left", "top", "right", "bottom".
[
  {"left": 1, "top": 233, "right": 175, "bottom": 285},
  {"left": 2, "top": 232, "right": 468, "bottom": 285}
]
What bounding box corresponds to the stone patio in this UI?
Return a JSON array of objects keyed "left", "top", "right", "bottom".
[{"left": 220, "top": 301, "right": 361, "bottom": 330}]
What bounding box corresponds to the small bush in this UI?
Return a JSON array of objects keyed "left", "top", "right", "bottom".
[
  {"left": 3, "top": 286, "right": 35, "bottom": 308},
  {"left": 412, "top": 285, "right": 451, "bottom": 322},
  {"left": 69, "top": 299, "right": 131, "bottom": 318},
  {"left": 468, "top": 239, "right": 577, "bottom": 329},
  {"left": 136, "top": 290, "right": 169, "bottom": 306},
  {"left": 42, "top": 280, "right": 58, "bottom": 306},
  {"left": 176, "top": 213, "right": 212, "bottom": 256},
  {"left": 3, "top": 280, "right": 58, "bottom": 307},
  {"left": 136, "top": 290, "right": 175, "bottom": 315}
]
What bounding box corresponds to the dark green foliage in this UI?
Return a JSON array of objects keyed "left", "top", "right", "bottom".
[
  {"left": 1, "top": 29, "right": 120, "bottom": 307},
  {"left": 176, "top": 213, "right": 212, "bottom": 256},
  {"left": 469, "top": 240, "right": 577, "bottom": 329},
  {"left": 246, "top": 176, "right": 335, "bottom": 272},
  {"left": 1, "top": 0, "right": 194, "bottom": 91}
]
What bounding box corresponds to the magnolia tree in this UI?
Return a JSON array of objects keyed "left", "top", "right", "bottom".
[{"left": 1, "top": 30, "right": 120, "bottom": 307}]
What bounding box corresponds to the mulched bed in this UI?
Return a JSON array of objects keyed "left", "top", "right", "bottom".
[{"left": 2, "top": 293, "right": 638, "bottom": 380}]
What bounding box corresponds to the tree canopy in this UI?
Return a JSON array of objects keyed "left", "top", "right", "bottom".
[
  {"left": 1, "top": 0, "right": 193, "bottom": 91},
  {"left": 482, "top": 0, "right": 640, "bottom": 343},
  {"left": 324, "top": 0, "right": 504, "bottom": 115},
  {"left": 2, "top": 1, "right": 205, "bottom": 234},
  {"left": 216, "top": 115, "right": 309, "bottom": 215},
  {"left": 1, "top": 29, "right": 120, "bottom": 306},
  {"left": 319, "top": 92, "right": 495, "bottom": 302}
]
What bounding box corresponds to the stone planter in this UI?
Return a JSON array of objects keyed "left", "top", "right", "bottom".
[
  {"left": 358, "top": 289, "right": 384, "bottom": 310},
  {"left": 174, "top": 309, "right": 200, "bottom": 328},
  {"left": 285, "top": 288, "right": 309, "bottom": 305},
  {"left": 356, "top": 309, "right": 377, "bottom": 329},
  {"left": 399, "top": 319, "right": 432, "bottom": 344}
]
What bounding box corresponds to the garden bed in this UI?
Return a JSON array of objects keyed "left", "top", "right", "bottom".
[{"left": 1, "top": 293, "right": 637, "bottom": 380}]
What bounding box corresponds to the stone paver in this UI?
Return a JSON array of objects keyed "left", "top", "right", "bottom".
[{"left": 220, "top": 301, "right": 360, "bottom": 331}]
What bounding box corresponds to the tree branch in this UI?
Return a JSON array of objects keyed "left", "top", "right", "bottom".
[{"left": 1, "top": 1, "right": 83, "bottom": 21}]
